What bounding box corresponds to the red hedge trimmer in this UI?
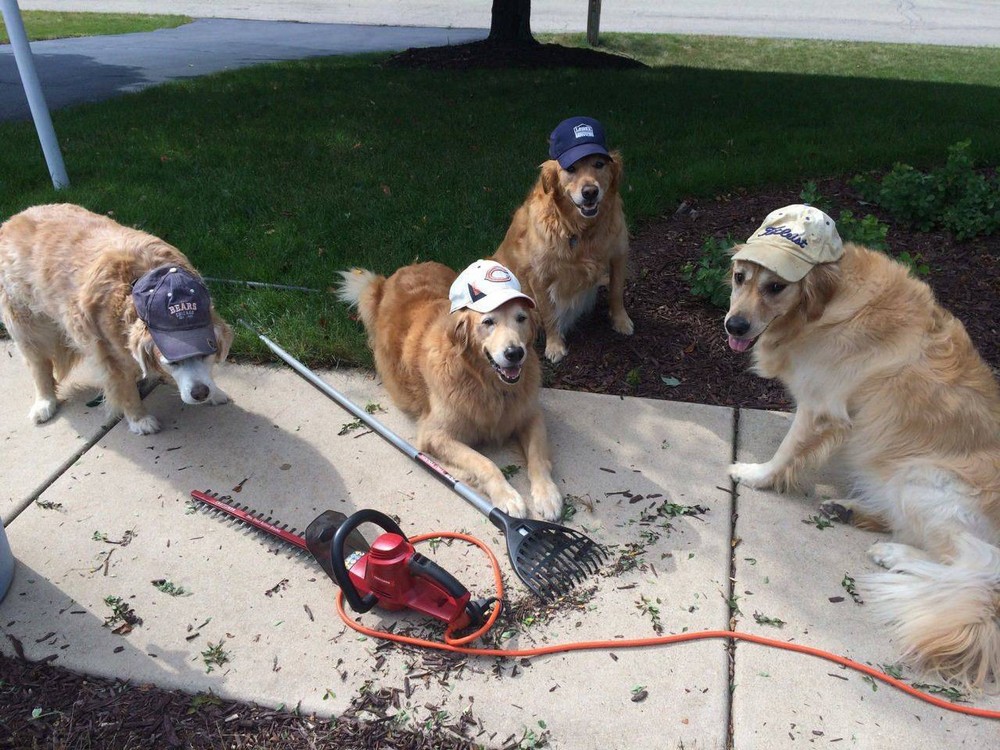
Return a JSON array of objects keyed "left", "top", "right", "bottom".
[{"left": 190, "top": 490, "right": 494, "bottom": 629}]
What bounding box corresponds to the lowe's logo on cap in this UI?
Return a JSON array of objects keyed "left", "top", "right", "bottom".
[
  {"left": 760, "top": 225, "right": 809, "bottom": 249},
  {"left": 548, "top": 116, "right": 611, "bottom": 169}
]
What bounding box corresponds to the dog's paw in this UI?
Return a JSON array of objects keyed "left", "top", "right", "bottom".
[
  {"left": 492, "top": 485, "right": 529, "bottom": 519},
  {"left": 127, "top": 414, "right": 162, "bottom": 435},
  {"left": 208, "top": 388, "right": 230, "bottom": 406},
  {"left": 729, "top": 462, "right": 777, "bottom": 490},
  {"left": 530, "top": 479, "right": 563, "bottom": 522},
  {"left": 867, "top": 542, "right": 923, "bottom": 570},
  {"left": 819, "top": 500, "right": 854, "bottom": 524},
  {"left": 29, "top": 398, "right": 59, "bottom": 424},
  {"left": 611, "top": 312, "right": 634, "bottom": 336},
  {"left": 544, "top": 339, "right": 568, "bottom": 363}
]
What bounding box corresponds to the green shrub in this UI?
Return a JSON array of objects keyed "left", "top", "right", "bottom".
[
  {"left": 836, "top": 209, "right": 889, "bottom": 250},
  {"left": 851, "top": 140, "right": 1000, "bottom": 240},
  {"left": 681, "top": 234, "right": 737, "bottom": 309}
]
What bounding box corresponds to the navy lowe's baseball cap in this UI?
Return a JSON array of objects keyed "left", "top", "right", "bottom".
[
  {"left": 548, "top": 116, "right": 611, "bottom": 169},
  {"left": 132, "top": 265, "right": 218, "bottom": 362}
]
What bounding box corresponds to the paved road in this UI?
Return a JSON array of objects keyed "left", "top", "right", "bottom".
[{"left": 17, "top": 0, "right": 1000, "bottom": 46}]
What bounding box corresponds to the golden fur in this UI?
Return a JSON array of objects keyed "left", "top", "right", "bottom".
[
  {"left": 337, "top": 262, "right": 563, "bottom": 520},
  {"left": 0, "top": 204, "right": 233, "bottom": 435},
  {"left": 725, "top": 242, "right": 1000, "bottom": 690},
  {"left": 493, "top": 152, "right": 633, "bottom": 362}
]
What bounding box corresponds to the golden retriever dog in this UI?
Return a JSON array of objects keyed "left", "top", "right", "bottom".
[
  {"left": 337, "top": 259, "right": 563, "bottom": 520},
  {"left": 493, "top": 116, "right": 632, "bottom": 363},
  {"left": 0, "top": 204, "right": 233, "bottom": 435},
  {"left": 725, "top": 204, "right": 1000, "bottom": 689}
]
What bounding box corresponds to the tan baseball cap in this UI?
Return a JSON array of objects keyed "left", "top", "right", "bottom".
[{"left": 732, "top": 204, "right": 843, "bottom": 282}]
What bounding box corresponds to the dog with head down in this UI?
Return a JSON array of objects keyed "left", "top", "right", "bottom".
[
  {"left": 337, "top": 259, "right": 563, "bottom": 521},
  {"left": 0, "top": 204, "right": 232, "bottom": 435}
]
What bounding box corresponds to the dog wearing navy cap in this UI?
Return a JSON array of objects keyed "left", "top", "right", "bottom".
[
  {"left": 337, "top": 260, "right": 563, "bottom": 521},
  {"left": 493, "top": 116, "right": 633, "bottom": 363},
  {"left": 0, "top": 204, "right": 233, "bottom": 435}
]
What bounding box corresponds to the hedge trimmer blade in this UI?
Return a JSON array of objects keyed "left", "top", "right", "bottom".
[{"left": 190, "top": 489, "right": 310, "bottom": 557}]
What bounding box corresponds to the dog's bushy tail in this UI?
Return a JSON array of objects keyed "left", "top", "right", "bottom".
[
  {"left": 336, "top": 268, "right": 384, "bottom": 333},
  {"left": 861, "top": 533, "right": 1000, "bottom": 690}
]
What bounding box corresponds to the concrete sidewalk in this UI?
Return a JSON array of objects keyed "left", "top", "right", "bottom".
[{"left": 1, "top": 342, "right": 997, "bottom": 748}]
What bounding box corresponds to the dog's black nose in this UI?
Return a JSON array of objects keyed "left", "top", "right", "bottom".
[
  {"left": 190, "top": 383, "right": 210, "bottom": 402},
  {"left": 581, "top": 185, "right": 599, "bottom": 202},
  {"left": 725, "top": 316, "right": 751, "bottom": 337},
  {"left": 504, "top": 345, "right": 525, "bottom": 364}
]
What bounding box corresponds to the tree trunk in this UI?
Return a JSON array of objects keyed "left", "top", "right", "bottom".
[{"left": 488, "top": 0, "right": 537, "bottom": 44}]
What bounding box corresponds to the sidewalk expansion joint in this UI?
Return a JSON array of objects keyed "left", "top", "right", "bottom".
[{"left": 725, "top": 406, "right": 741, "bottom": 750}]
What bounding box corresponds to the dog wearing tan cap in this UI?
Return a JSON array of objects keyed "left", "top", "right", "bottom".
[
  {"left": 337, "top": 260, "right": 562, "bottom": 521},
  {"left": 725, "top": 204, "right": 1000, "bottom": 689}
]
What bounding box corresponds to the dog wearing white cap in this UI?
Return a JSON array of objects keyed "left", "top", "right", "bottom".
[
  {"left": 725, "top": 204, "right": 1000, "bottom": 689},
  {"left": 0, "top": 204, "right": 233, "bottom": 435},
  {"left": 337, "top": 260, "right": 563, "bottom": 520}
]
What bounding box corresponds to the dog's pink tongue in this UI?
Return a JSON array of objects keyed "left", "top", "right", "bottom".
[
  {"left": 728, "top": 335, "right": 752, "bottom": 353},
  {"left": 501, "top": 366, "right": 521, "bottom": 380}
]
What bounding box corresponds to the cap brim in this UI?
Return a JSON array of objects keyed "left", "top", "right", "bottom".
[
  {"left": 458, "top": 289, "right": 535, "bottom": 314},
  {"left": 731, "top": 242, "right": 814, "bottom": 282},
  {"left": 150, "top": 325, "right": 219, "bottom": 362},
  {"left": 556, "top": 143, "right": 611, "bottom": 169}
]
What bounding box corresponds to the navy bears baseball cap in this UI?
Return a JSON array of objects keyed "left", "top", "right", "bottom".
[
  {"left": 548, "top": 116, "right": 611, "bottom": 169},
  {"left": 132, "top": 265, "right": 218, "bottom": 362}
]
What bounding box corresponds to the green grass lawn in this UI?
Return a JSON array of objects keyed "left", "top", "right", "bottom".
[
  {"left": 1, "top": 31, "right": 998, "bottom": 367},
  {"left": 0, "top": 10, "right": 189, "bottom": 43}
]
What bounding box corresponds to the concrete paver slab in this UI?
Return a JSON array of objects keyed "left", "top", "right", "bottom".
[
  {"left": 0, "top": 341, "right": 118, "bottom": 524},
  {"left": 1, "top": 363, "right": 736, "bottom": 748},
  {"left": 730, "top": 408, "right": 1000, "bottom": 749}
]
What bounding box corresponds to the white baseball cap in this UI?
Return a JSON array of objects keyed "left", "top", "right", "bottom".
[
  {"left": 732, "top": 204, "right": 844, "bottom": 282},
  {"left": 449, "top": 260, "right": 535, "bottom": 314}
]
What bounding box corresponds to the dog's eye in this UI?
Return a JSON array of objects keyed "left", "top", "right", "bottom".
[
  {"left": 593, "top": 160, "right": 605, "bottom": 169},
  {"left": 565, "top": 165, "right": 576, "bottom": 174},
  {"left": 516, "top": 313, "right": 527, "bottom": 323},
  {"left": 766, "top": 282, "right": 787, "bottom": 295},
  {"left": 733, "top": 271, "right": 745, "bottom": 285},
  {"left": 482, "top": 317, "right": 495, "bottom": 328}
]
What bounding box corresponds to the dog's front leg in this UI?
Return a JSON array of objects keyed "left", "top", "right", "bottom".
[
  {"left": 730, "top": 409, "right": 848, "bottom": 492},
  {"left": 533, "top": 292, "right": 568, "bottom": 363},
  {"left": 517, "top": 411, "right": 562, "bottom": 521},
  {"left": 417, "top": 423, "right": 529, "bottom": 518},
  {"left": 608, "top": 250, "right": 633, "bottom": 336}
]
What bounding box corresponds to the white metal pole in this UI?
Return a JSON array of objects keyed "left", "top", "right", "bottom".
[{"left": 1, "top": 0, "right": 69, "bottom": 189}]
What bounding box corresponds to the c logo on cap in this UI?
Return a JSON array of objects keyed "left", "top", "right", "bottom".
[{"left": 485, "top": 266, "right": 512, "bottom": 283}]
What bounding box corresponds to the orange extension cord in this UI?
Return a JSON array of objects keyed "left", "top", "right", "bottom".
[{"left": 334, "top": 531, "right": 1000, "bottom": 720}]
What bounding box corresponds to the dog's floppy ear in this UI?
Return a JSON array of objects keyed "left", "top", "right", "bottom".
[
  {"left": 608, "top": 149, "right": 624, "bottom": 194},
  {"left": 127, "top": 321, "right": 159, "bottom": 379},
  {"left": 801, "top": 263, "right": 840, "bottom": 321},
  {"left": 213, "top": 313, "right": 234, "bottom": 363},
  {"left": 539, "top": 160, "right": 560, "bottom": 195},
  {"left": 449, "top": 310, "right": 473, "bottom": 349}
]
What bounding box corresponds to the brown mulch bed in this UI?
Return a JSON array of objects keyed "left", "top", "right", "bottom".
[
  {"left": 3, "top": 40, "right": 998, "bottom": 750},
  {"left": 384, "top": 39, "right": 646, "bottom": 70}
]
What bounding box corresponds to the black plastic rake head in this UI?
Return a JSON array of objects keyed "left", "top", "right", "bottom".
[{"left": 490, "top": 509, "right": 609, "bottom": 601}]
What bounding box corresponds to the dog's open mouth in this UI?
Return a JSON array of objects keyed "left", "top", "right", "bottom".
[
  {"left": 485, "top": 350, "right": 522, "bottom": 384},
  {"left": 727, "top": 335, "right": 756, "bottom": 353},
  {"left": 578, "top": 202, "right": 600, "bottom": 218}
]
